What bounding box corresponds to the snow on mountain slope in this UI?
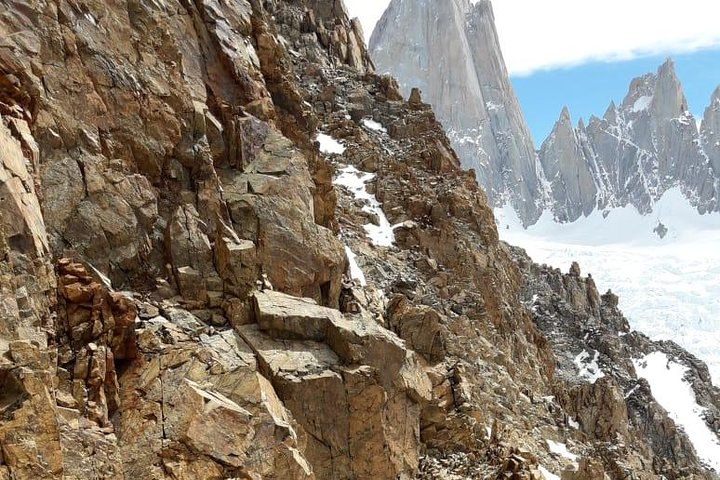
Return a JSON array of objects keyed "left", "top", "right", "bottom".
[
  {"left": 537, "top": 59, "right": 719, "bottom": 225},
  {"left": 335, "top": 165, "right": 400, "bottom": 247},
  {"left": 496, "top": 187, "right": 720, "bottom": 386},
  {"left": 633, "top": 351, "right": 720, "bottom": 471},
  {"left": 371, "top": 0, "right": 719, "bottom": 228}
]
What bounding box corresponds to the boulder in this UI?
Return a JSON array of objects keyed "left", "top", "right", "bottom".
[
  {"left": 239, "top": 324, "right": 421, "bottom": 479},
  {"left": 387, "top": 295, "right": 446, "bottom": 363},
  {"left": 252, "top": 290, "right": 432, "bottom": 402},
  {"left": 119, "top": 324, "right": 314, "bottom": 479}
]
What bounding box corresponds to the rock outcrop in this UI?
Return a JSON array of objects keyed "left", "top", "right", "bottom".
[
  {"left": 0, "top": 0, "right": 718, "bottom": 478},
  {"left": 0, "top": 110, "right": 60, "bottom": 479},
  {"left": 513, "top": 247, "right": 720, "bottom": 478},
  {"left": 369, "top": 0, "right": 547, "bottom": 225}
]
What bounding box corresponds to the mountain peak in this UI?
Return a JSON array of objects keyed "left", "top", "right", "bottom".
[
  {"left": 620, "top": 58, "right": 685, "bottom": 119},
  {"left": 469, "top": 0, "right": 494, "bottom": 18},
  {"left": 657, "top": 57, "right": 677, "bottom": 80},
  {"left": 712, "top": 85, "right": 720, "bottom": 103},
  {"left": 558, "top": 106, "right": 572, "bottom": 124},
  {"left": 603, "top": 101, "right": 618, "bottom": 124},
  {"left": 538, "top": 58, "right": 718, "bottom": 225},
  {"left": 370, "top": 0, "right": 543, "bottom": 224},
  {"left": 653, "top": 57, "right": 687, "bottom": 118}
]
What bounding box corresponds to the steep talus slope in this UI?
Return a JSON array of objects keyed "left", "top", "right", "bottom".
[
  {"left": 369, "top": 0, "right": 546, "bottom": 225},
  {"left": 0, "top": 0, "right": 718, "bottom": 479},
  {"left": 540, "top": 59, "right": 718, "bottom": 222}
]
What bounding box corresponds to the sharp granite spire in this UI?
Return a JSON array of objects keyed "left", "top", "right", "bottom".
[
  {"left": 538, "top": 107, "right": 597, "bottom": 222},
  {"left": 701, "top": 86, "right": 720, "bottom": 183},
  {"left": 370, "top": 0, "right": 546, "bottom": 225}
]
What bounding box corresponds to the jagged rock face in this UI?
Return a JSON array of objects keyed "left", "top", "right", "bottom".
[
  {"left": 513, "top": 246, "right": 720, "bottom": 478},
  {"left": 371, "top": 2, "right": 719, "bottom": 226},
  {"left": 539, "top": 109, "right": 597, "bottom": 222},
  {"left": 0, "top": 115, "right": 60, "bottom": 479},
  {"left": 540, "top": 60, "right": 719, "bottom": 222},
  {"left": 1, "top": 0, "right": 719, "bottom": 479},
  {"left": 701, "top": 87, "right": 720, "bottom": 180},
  {"left": 244, "top": 290, "right": 430, "bottom": 479},
  {"left": 0, "top": 0, "right": 370, "bottom": 477},
  {"left": 369, "top": 0, "right": 545, "bottom": 225}
]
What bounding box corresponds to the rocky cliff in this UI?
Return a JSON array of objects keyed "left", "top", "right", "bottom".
[
  {"left": 369, "top": 0, "right": 547, "bottom": 225},
  {"left": 540, "top": 59, "right": 719, "bottom": 222},
  {"left": 0, "top": 0, "right": 719, "bottom": 479},
  {"left": 701, "top": 87, "right": 720, "bottom": 194}
]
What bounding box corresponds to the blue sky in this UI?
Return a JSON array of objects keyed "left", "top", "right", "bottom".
[{"left": 512, "top": 49, "right": 720, "bottom": 143}]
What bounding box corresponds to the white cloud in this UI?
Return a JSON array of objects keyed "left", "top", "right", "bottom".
[
  {"left": 345, "top": 0, "right": 720, "bottom": 76},
  {"left": 345, "top": 0, "right": 388, "bottom": 44}
]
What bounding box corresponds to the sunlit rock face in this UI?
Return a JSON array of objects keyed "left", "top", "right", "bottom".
[{"left": 0, "top": 0, "right": 719, "bottom": 478}]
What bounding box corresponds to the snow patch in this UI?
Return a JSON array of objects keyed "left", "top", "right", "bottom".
[
  {"left": 624, "top": 384, "right": 640, "bottom": 399},
  {"left": 316, "top": 133, "right": 346, "bottom": 154},
  {"left": 89, "top": 264, "right": 113, "bottom": 289},
  {"left": 334, "top": 165, "right": 400, "bottom": 247},
  {"left": 84, "top": 12, "right": 97, "bottom": 25},
  {"left": 364, "top": 216, "right": 397, "bottom": 247},
  {"left": 632, "top": 95, "right": 653, "bottom": 113},
  {"left": 675, "top": 112, "right": 693, "bottom": 126},
  {"left": 538, "top": 465, "right": 560, "bottom": 480},
  {"left": 574, "top": 350, "right": 605, "bottom": 383},
  {"left": 362, "top": 118, "right": 387, "bottom": 133},
  {"left": 486, "top": 101, "right": 502, "bottom": 112},
  {"left": 344, "top": 246, "right": 367, "bottom": 286},
  {"left": 546, "top": 439, "right": 578, "bottom": 462},
  {"left": 633, "top": 352, "right": 720, "bottom": 470},
  {"left": 568, "top": 417, "right": 580, "bottom": 429},
  {"left": 335, "top": 166, "right": 374, "bottom": 203}
]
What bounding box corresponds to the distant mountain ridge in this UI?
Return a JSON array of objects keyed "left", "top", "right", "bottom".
[
  {"left": 539, "top": 59, "right": 720, "bottom": 223},
  {"left": 370, "top": 0, "right": 720, "bottom": 226}
]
